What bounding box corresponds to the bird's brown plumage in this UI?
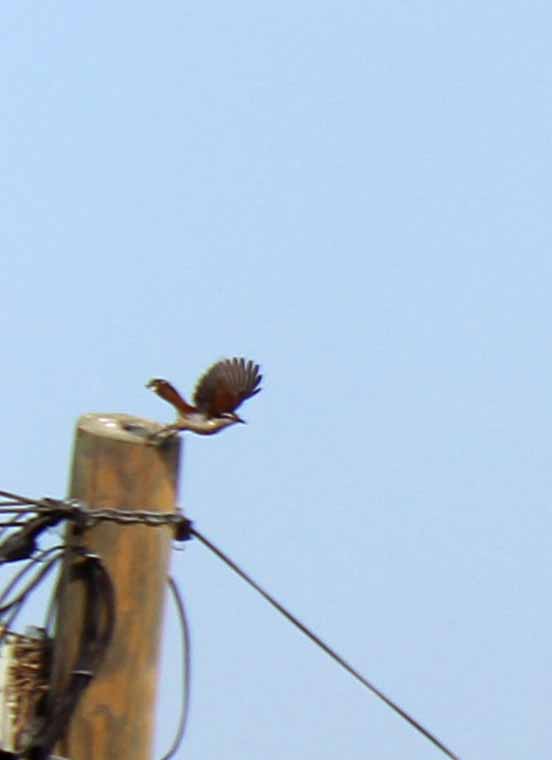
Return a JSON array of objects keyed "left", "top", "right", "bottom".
[
  {"left": 147, "top": 379, "right": 195, "bottom": 415},
  {"left": 193, "top": 357, "right": 262, "bottom": 416}
]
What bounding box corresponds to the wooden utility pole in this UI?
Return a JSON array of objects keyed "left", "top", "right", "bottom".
[{"left": 51, "top": 413, "right": 181, "bottom": 760}]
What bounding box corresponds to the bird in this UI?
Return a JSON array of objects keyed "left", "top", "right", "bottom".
[{"left": 147, "top": 357, "right": 262, "bottom": 438}]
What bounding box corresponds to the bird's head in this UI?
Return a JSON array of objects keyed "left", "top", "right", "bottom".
[
  {"left": 146, "top": 378, "right": 165, "bottom": 392},
  {"left": 221, "top": 411, "right": 246, "bottom": 425}
]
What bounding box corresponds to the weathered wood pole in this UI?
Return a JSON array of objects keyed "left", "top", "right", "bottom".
[{"left": 52, "top": 413, "right": 181, "bottom": 760}]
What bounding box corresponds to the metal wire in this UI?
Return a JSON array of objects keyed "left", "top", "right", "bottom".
[
  {"left": 0, "top": 490, "right": 40, "bottom": 505},
  {"left": 0, "top": 549, "right": 64, "bottom": 643},
  {"left": 159, "top": 577, "right": 192, "bottom": 760},
  {"left": 0, "top": 491, "right": 190, "bottom": 532},
  {"left": 0, "top": 512, "right": 30, "bottom": 541},
  {"left": 68, "top": 506, "right": 187, "bottom": 528},
  {"left": 0, "top": 546, "right": 64, "bottom": 613},
  {"left": 190, "top": 526, "right": 460, "bottom": 760}
]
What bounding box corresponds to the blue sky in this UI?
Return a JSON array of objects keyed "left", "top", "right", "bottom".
[{"left": 2, "top": 2, "right": 552, "bottom": 758}]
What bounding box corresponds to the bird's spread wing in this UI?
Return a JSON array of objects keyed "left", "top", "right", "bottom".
[{"left": 193, "top": 357, "right": 262, "bottom": 416}]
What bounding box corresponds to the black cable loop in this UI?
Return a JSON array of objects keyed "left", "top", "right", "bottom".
[{"left": 24, "top": 551, "right": 115, "bottom": 759}]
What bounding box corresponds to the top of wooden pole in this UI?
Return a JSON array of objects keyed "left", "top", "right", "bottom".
[
  {"left": 76, "top": 412, "right": 169, "bottom": 442},
  {"left": 51, "top": 412, "right": 182, "bottom": 760}
]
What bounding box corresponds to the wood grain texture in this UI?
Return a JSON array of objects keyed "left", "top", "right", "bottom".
[{"left": 52, "top": 413, "right": 181, "bottom": 760}]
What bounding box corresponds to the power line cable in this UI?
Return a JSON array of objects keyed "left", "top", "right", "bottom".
[{"left": 191, "top": 526, "right": 460, "bottom": 760}]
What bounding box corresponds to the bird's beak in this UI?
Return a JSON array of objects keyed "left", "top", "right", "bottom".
[{"left": 234, "top": 414, "right": 246, "bottom": 424}]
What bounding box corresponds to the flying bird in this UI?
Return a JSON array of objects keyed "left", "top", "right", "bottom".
[{"left": 147, "top": 357, "right": 262, "bottom": 438}]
